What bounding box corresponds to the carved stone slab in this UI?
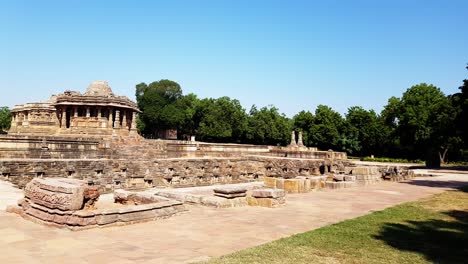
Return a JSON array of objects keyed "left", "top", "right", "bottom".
[{"left": 24, "top": 178, "right": 87, "bottom": 211}]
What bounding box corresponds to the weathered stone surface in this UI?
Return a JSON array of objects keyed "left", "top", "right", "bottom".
[
  {"left": 333, "top": 175, "right": 345, "bottom": 181},
  {"left": 24, "top": 178, "right": 86, "bottom": 211},
  {"left": 114, "top": 190, "right": 167, "bottom": 205},
  {"left": 247, "top": 197, "right": 285, "bottom": 208},
  {"left": 263, "top": 177, "right": 278, "bottom": 189},
  {"left": 83, "top": 186, "right": 100, "bottom": 209},
  {"left": 344, "top": 175, "right": 356, "bottom": 182},
  {"left": 325, "top": 181, "right": 355, "bottom": 189},
  {"left": 214, "top": 192, "right": 247, "bottom": 199},
  {"left": 252, "top": 188, "right": 285, "bottom": 198},
  {"left": 213, "top": 187, "right": 247, "bottom": 194}
]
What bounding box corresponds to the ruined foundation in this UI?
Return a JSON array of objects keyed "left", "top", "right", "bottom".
[{"left": 7, "top": 178, "right": 185, "bottom": 230}]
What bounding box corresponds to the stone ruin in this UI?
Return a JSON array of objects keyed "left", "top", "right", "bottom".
[
  {"left": 0, "top": 81, "right": 418, "bottom": 228},
  {"left": 7, "top": 178, "right": 185, "bottom": 230}
]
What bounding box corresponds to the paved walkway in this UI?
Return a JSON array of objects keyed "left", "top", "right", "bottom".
[{"left": 0, "top": 172, "right": 467, "bottom": 264}]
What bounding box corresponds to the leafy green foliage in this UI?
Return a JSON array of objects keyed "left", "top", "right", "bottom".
[
  {"left": 135, "top": 65, "right": 468, "bottom": 164},
  {"left": 344, "top": 106, "right": 388, "bottom": 156},
  {"left": 195, "top": 97, "right": 248, "bottom": 142},
  {"left": 136, "top": 80, "right": 184, "bottom": 136},
  {"left": 308, "top": 105, "right": 344, "bottom": 150},
  {"left": 292, "top": 111, "right": 314, "bottom": 146},
  {"left": 383, "top": 83, "right": 455, "bottom": 166},
  {"left": 362, "top": 156, "right": 424, "bottom": 164},
  {"left": 246, "top": 105, "right": 291, "bottom": 146},
  {"left": 0, "top": 107, "right": 11, "bottom": 133}
]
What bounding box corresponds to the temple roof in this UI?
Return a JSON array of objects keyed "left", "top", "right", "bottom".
[
  {"left": 84, "top": 81, "right": 114, "bottom": 97},
  {"left": 12, "top": 80, "right": 140, "bottom": 113}
]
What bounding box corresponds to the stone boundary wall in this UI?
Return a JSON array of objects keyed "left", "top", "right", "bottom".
[
  {"left": 0, "top": 135, "right": 106, "bottom": 159},
  {"left": 0, "top": 157, "right": 352, "bottom": 191}
]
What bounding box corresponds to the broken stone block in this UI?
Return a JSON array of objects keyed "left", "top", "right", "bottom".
[
  {"left": 333, "top": 175, "right": 345, "bottom": 181},
  {"left": 283, "top": 179, "right": 300, "bottom": 193},
  {"left": 213, "top": 186, "right": 248, "bottom": 199},
  {"left": 214, "top": 192, "right": 247, "bottom": 199},
  {"left": 344, "top": 175, "right": 356, "bottom": 182},
  {"left": 263, "top": 177, "right": 277, "bottom": 188},
  {"left": 213, "top": 187, "right": 247, "bottom": 194},
  {"left": 252, "top": 188, "right": 285, "bottom": 198},
  {"left": 325, "top": 181, "right": 356, "bottom": 189},
  {"left": 247, "top": 196, "right": 285, "bottom": 208},
  {"left": 24, "top": 178, "right": 88, "bottom": 211}
]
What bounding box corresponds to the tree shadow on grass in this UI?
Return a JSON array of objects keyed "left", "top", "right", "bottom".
[
  {"left": 400, "top": 180, "right": 468, "bottom": 190},
  {"left": 374, "top": 210, "right": 468, "bottom": 264}
]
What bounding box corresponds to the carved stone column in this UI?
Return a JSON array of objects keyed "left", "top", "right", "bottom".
[
  {"left": 130, "top": 112, "right": 138, "bottom": 136},
  {"left": 288, "top": 131, "right": 297, "bottom": 147},
  {"left": 10, "top": 113, "right": 16, "bottom": 130},
  {"left": 23, "top": 112, "right": 29, "bottom": 128},
  {"left": 61, "top": 107, "right": 66, "bottom": 128},
  {"left": 97, "top": 107, "right": 102, "bottom": 118},
  {"left": 73, "top": 107, "right": 78, "bottom": 118},
  {"left": 131, "top": 112, "right": 137, "bottom": 130},
  {"left": 297, "top": 131, "right": 304, "bottom": 147},
  {"left": 115, "top": 110, "right": 120, "bottom": 129},
  {"left": 122, "top": 110, "right": 127, "bottom": 129},
  {"left": 86, "top": 107, "right": 90, "bottom": 118},
  {"left": 109, "top": 108, "right": 114, "bottom": 128}
]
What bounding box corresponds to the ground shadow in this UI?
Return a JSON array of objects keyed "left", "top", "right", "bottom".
[
  {"left": 406, "top": 165, "right": 468, "bottom": 172},
  {"left": 374, "top": 210, "right": 468, "bottom": 264},
  {"left": 400, "top": 180, "right": 468, "bottom": 191}
]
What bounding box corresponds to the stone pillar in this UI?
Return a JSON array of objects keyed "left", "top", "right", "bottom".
[
  {"left": 97, "top": 107, "right": 102, "bottom": 118},
  {"left": 10, "top": 113, "right": 16, "bottom": 130},
  {"left": 109, "top": 108, "right": 114, "bottom": 128},
  {"left": 23, "top": 112, "right": 29, "bottom": 127},
  {"left": 130, "top": 112, "right": 138, "bottom": 136},
  {"left": 131, "top": 112, "right": 137, "bottom": 130},
  {"left": 115, "top": 110, "right": 120, "bottom": 128},
  {"left": 122, "top": 110, "right": 127, "bottom": 129},
  {"left": 73, "top": 107, "right": 78, "bottom": 117},
  {"left": 289, "top": 131, "right": 297, "bottom": 147},
  {"left": 297, "top": 131, "right": 304, "bottom": 147},
  {"left": 61, "top": 107, "right": 66, "bottom": 128},
  {"left": 86, "top": 107, "right": 90, "bottom": 118}
]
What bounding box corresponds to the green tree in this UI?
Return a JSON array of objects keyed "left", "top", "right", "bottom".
[
  {"left": 135, "top": 80, "right": 184, "bottom": 137},
  {"left": 195, "top": 97, "right": 248, "bottom": 143},
  {"left": 344, "top": 106, "right": 387, "bottom": 156},
  {"left": 0, "top": 107, "right": 11, "bottom": 133},
  {"left": 308, "top": 105, "right": 344, "bottom": 151},
  {"left": 176, "top": 93, "right": 199, "bottom": 139},
  {"left": 385, "top": 83, "right": 455, "bottom": 167},
  {"left": 292, "top": 111, "right": 315, "bottom": 146},
  {"left": 246, "top": 105, "right": 291, "bottom": 146}
]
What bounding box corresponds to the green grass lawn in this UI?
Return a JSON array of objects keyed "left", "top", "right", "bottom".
[{"left": 203, "top": 186, "right": 468, "bottom": 264}]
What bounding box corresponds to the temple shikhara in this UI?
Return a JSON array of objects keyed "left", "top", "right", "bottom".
[{"left": 9, "top": 81, "right": 140, "bottom": 137}]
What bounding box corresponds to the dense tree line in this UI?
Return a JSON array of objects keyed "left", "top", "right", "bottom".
[
  {"left": 137, "top": 65, "right": 468, "bottom": 167},
  {"left": 0, "top": 66, "right": 465, "bottom": 166}
]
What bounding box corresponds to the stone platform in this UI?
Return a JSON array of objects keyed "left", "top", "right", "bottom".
[
  {"left": 0, "top": 172, "right": 465, "bottom": 263},
  {"left": 7, "top": 178, "right": 186, "bottom": 230}
]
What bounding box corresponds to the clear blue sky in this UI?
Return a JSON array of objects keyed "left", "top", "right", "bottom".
[{"left": 1, "top": 0, "right": 467, "bottom": 117}]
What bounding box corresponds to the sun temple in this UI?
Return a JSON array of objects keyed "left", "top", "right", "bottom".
[
  {"left": 9, "top": 81, "right": 140, "bottom": 138},
  {"left": 0, "top": 80, "right": 416, "bottom": 229}
]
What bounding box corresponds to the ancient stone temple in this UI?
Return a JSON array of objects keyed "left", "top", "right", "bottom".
[
  {"left": 3, "top": 81, "right": 407, "bottom": 195},
  {"left": 8, "top": 81, "right": 140, "bottom": 138}
]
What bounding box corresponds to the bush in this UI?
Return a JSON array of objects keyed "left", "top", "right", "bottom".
[{"left": 361, "top": 156, "right": 424, "bottom": 164}]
